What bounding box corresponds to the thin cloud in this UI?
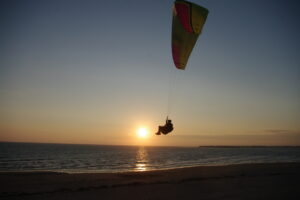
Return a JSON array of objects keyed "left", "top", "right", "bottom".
[{"left": 265, "top": 129, "right": 300, "bottom": 136}]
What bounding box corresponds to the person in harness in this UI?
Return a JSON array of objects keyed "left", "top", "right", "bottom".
[{"left": 156, "top": 118, "right": 174, "bottom": 135}]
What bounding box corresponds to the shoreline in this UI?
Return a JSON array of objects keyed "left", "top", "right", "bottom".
[
  {"left": 1, "top": 161, "right": 300, "bottom": 174},
  {"left": 0, "top": 161, "right": 298, "bottom": 173},
  {"left": 1, "top": 162, "right": 300, "bottom": 199}
]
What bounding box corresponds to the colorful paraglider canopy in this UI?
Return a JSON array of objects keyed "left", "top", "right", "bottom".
[{"left": 172, "top": 0, "right": 209, "bottom": 70}]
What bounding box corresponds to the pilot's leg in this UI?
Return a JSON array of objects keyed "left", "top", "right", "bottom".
[{"left": 156, "top": 126, "right": 162, "bottom": 135}]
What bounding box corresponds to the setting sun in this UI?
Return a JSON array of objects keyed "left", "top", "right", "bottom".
[{"left": 137, "top": 127, "right": 148, "bottom": 138}]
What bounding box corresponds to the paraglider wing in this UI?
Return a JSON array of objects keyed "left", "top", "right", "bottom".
[{"left": 172, "top": 0, "right": 209, "bottom": 70}]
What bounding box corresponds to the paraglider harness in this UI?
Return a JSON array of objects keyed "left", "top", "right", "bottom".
[{"left": 156, "top": 117, "right": 174, "bottom": 135}]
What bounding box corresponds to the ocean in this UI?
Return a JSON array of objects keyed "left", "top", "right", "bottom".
[{"left": 0, "top": 142, "right": 299, "bottom": 173}]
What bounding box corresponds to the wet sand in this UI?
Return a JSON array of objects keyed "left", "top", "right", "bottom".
[{"left": 1, "top": 162, "right": 300, "bottom": 200}]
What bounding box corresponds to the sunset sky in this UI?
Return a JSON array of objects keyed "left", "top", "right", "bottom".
[{"left": 1, "top": 0, "right": 299, "bottom": 146}]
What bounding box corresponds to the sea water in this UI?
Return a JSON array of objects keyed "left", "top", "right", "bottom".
[{"left": 0, "top": 142, "right": 299, "bottom": 173}]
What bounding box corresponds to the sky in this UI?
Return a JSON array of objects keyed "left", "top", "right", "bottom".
[{"left": 1, "top": 0, "right": 299, "bottom": 146}]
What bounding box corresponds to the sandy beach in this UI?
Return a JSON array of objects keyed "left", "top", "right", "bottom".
[{"left": 1, "top": 162, "right": 300, "bottom": 200}]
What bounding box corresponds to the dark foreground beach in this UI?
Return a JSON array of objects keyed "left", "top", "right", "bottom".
[{"left": 1, "top": 162, "right": 300, "bottom": 200}]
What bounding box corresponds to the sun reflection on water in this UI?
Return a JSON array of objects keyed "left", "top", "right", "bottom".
[
  {"left": 135, "top": 163, "right": 147, "bottom": 171},
  {"left": 135, "top": 146, "right": 148, "bottom": 171}
]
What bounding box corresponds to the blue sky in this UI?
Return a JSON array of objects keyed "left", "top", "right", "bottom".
[{"left": 1, "top": 0, "right": 299, "bottom": 146}]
